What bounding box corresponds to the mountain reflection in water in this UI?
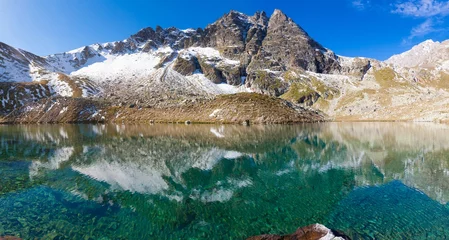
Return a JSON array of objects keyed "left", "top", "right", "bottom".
[{"left": 1, "top": 123, "right": 449, "bottom": 239}]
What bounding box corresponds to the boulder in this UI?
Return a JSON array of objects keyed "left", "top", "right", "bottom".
[
  {"left": 340, "top": 58, "right": 372, "bottom": 79},
  {"left": 173, "top": 55, "right": 200, "bottom": 76},
  {"left": 217, "top": 64, "right": 242, "bottom": 85},
  {"left": 198, "top": 57, "right": 225, "bottom": 84},
  {"left": 247, "top": 224, "right": 350, "bottom": 240}
]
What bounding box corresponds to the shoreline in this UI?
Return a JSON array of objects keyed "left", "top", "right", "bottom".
[
  {"left": 0, "top": 93, "right": 325, "bottom": 124},
  {"left": 0, "top": 119, "right": 445, "bottom": 125},
  {"left": 0, "top": 93, "right": 446, "bottom": 125}
]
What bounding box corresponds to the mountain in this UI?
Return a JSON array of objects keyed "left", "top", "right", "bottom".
[
  {"left": 386, "top": 40, "right": 449, "bottom": 69},
  {"left": 0, "top": 42, "right": 53, "bottom": 82},
  {"left": 1, "top": 10, "right": 343, "bottom": 95},
  {"left": 1, "top": 9, "right": 449, "bottom": 122}
]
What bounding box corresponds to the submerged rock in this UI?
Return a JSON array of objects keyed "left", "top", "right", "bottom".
[
  {"left": 247, "top": 224, "right": 350, "bottom": 240},
  {"left": 0, "top": 236, "right": 22, "bottom": 240}
]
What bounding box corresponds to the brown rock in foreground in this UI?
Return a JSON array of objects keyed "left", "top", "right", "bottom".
[
  {"left": 247, "top": 224, "right": 350, "bottom": 240},
  {"left": 0, "top": 236, "right": 22, "bottom": 240}
]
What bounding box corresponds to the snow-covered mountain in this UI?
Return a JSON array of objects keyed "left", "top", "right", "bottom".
[
  {"left": 2, "top": 9, "right": 449, "bottom": 122},
  {"left": 0, "top": 10, "right": 343, "bottom": 103},
  {"left": 386, "top": 39, "right": 449, "bottom": 70},
  {"left": 0, "top": 42, "right": 55, "bottom": 82}
]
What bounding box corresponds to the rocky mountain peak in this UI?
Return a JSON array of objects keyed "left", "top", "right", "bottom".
[
  {"left": 386, "top": 39, "right": 449, "bottom": 68},
  {"left": 0, "top": 42, "right": 28, "bottom": 65},
  {"left": 0, "top": 42, "right": 53, "bottom": 82},
  {"left": 250, "top": 11, "right": 269, "bottom": 28},
  {"left": 131, "top": 27, "right": 157, "bottom": 44},
  {"left": 269, "top": 9, "right": 289, "bottom": 24},
  {"left": 221, "top": 10, "right": 249, "bottom": 22},
  {"left": 245, "top": 9, "right": 339, "bottom": 75},
  {"left": 421, "top": 39, "right": 437, "bottom": 44},
  {"left": 254, "top": 10, "right": 267, "bottom": 18},
  {"left": 268, "top": 9, "right": 311, "bottom": 41},
  {"left": 156, "top": 25, "right": 164, "bottom": 33},
  {"left": 411, "top": 39, "right": 439, "bottom": 53},
  {"left": 0, "top": 43, "right": 41, "bottom": 63}
]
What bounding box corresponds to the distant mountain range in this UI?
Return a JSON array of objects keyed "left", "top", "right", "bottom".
[{"left": 2, "top": 9, "right": 449, "bottom": 122}]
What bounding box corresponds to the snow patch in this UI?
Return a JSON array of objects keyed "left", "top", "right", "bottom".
[{"left": 209, "top": 109, "right": 222, "bottom": 118}]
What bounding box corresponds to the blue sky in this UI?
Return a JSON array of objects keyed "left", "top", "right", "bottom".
[{"left": 1, "top": 0, "right": 449, "bottom": 60}]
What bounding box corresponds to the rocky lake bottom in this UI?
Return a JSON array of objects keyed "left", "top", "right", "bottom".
[{"left": 1, "top": 122, "right": 449, "bottom": 239}]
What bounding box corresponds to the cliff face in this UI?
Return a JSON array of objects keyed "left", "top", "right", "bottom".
[{"left": 2, "top": 9, "right": 449, "bottom": 122}]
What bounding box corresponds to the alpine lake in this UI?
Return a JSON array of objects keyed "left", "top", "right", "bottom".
[{"left": 1, "top": 122, "right": 449, "bottom": 239}]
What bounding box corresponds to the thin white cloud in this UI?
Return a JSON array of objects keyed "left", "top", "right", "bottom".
[
  {"left": 392, "top": 1, "right": 449, "bottom": 44},
  {"left": 402, "top": 18, "right": 445, "bottom": 44},
  {"left": 352, "top": 0, "right": 369, "bottom": 10},
  {"left": 349, "top": 0, "right": 448, "bottom": 44},
  {"left": 410, "top": 19, "right": 437, "bottom": 38},
  {"left": 393, "top": 0, "right": 449, "bottom": 18}
]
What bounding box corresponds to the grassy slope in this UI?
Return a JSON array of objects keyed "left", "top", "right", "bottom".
[{"left": 0, "top": 93, "right": 324, "bottom": 124}]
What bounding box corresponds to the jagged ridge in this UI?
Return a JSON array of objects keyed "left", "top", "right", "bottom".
[{"left": 2, "top": 9, "right": 449, "bottom": 122}]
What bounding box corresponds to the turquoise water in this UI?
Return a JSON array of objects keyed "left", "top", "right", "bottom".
[{"left": 1, "top": 123, "right": 449, "bottom": 239}]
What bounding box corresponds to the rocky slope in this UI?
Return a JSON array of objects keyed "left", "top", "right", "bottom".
[
  {"left": 2, "top": 9, "right": 449, "bottom": 122},
  {"left": 0, "top": 93, "right": 324, "bottom": 124}
]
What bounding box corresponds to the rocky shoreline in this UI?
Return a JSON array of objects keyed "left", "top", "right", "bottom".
[
  {"left": 247, "top": 224, "right": 350, "bottom": 240},
  {"left": 0, "top": 93, "right": 325, "bottom": 124},
  {"left": 1, "top": 224, "right": 349, "bottom": 240}
]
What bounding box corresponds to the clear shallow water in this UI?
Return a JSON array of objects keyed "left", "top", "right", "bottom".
[{"left": 1, "top": 123, "right": 449, "bottom": 239}]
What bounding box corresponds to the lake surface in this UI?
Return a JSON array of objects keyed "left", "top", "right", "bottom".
[{"left": 1, "top": 123, "right": 449, "bottom": 239}]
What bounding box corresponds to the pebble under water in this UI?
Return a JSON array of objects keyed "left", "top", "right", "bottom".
[{"left": 1, "top": 123, "right": 449, "bottom": 239}]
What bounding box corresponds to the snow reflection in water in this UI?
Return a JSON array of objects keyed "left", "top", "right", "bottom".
[{"left": 1, "top": 123, "right": 449, "bottom": 239}]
